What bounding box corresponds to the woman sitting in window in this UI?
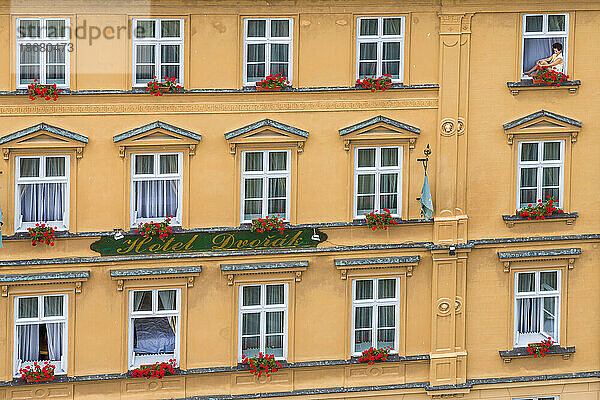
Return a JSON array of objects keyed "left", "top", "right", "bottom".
[{"left": 525, "top": 42, "right": 564, "bottom": 76}]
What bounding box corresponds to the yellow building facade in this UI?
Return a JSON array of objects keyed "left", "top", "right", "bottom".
[{"left": 0, "top": 0, "right": 598, "bottom": 399}]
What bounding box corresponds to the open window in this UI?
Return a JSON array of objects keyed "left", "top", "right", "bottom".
[{"left": 521, "top": 14, "right": 568, "bottom": 79}]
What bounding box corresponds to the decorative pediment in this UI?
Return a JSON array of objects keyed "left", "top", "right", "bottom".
[
  {"left": 0, "top": 271, "right": 89, "bottom": 296},
  {"left": 338, "top": 115, "right": 420, "bottom": 151},
  {"left": 503, "top": 110, "right": 582, "bottom": 145},
  {"left": 498, "top": 248, "right": 580, "bottom": 272},
  {"left": 0, "top": 123, "right": 88, "bottom": 160},
  {"left": 220, "top": 261, "right": 308, "bottom": 285},
  {"left": 224, "top": 119, "right": 308, "bottom": 154},
  {"left": 113, "top": 121, "right": 201, "bottom": 157}
]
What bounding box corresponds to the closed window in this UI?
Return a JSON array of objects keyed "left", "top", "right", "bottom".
[
  {"left": 132, "top": 19, "right": 184, "bottom": 86},
  {"left": 241, "top": 150, "right": 290, "bottom": 222},
  {"left": 514, "top": 270, "right": 560, "bottom": 347},
  {"left": 16, "top": 18, "right": 70, "bottom": 88},
  {"left": 15, "top": 155, "right": 69, "bottom": 231},
  {"left": 354, "top": 147, "right": 402, "bottom": 218},
  {"left": 131, "top": 153, "right": 182, "bottom": 226},
  {"left": 243, "top": 18, "right": 293, "bottom": 85},
  {"left": 522, "top": 14, "right": 568, "bottom": 78},
  {"left": 128, "top": 289, "right": 180, "bottom": 368},
  {"left": 351, "top": 278, "right": 400, "bottom": 356},
  {"left": 14, "top": 294, "right": 68, "bottom": 376},
  {"left": 517, "top": 140, "right": 564, "bottom": 210},
  {"left": 356, "top": 17, "right": 404, "bottom": 82},
  {"left": 238, "top": 283, "right": 288, "bottom": 361}
]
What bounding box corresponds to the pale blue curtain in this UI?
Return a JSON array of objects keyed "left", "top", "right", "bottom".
[{"left": 523, "top": 37, "right": 565, "bottom": 73}]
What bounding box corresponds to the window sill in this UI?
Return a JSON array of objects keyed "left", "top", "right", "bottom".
[
  {"left": 507, "top": 79, "right": 581, "bottom": 95},
  {"left": 499, "top": 345, "right": 575, "bottom": 362},
  {"left": 502, "top": 212, "right": 578, "bottom": 228}
]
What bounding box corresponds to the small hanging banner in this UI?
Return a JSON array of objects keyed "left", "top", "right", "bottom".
[{"left": 420, "top": 174, "right": 434, "bottom": 220}]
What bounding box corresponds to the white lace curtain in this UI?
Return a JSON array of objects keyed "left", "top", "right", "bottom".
[{"left": 19, "top": 157, "right": 65, "bottom": 223}]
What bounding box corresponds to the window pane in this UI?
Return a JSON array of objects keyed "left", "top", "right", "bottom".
[
  {"left": 268, "top": 199, "right": 286, "bottom": 215},
  {"left": 244, "top": 200, "right": 262, "bottom": 220},
  {"left": 19, "top": 297, "right": 38, "bottom": 319},
  {"left": 359, "top": 62, "right": 377, "bottom": 78},
  {"left": 247, "top": 20, "right": 266, "bottom": 37},
  {"left": 521, "top": 143, "right": 538, "bottom": 161},
  {"left": 380, "top": 194, "right": 397, "bottom": 213},
  {"left": 381, "top": 148, "right": 398, "bottom": 167},
  {"left": 378, "top": 305, "right": 395, "bottom": 328},
  {"left": 377, "top": 328, "right": 395, "bottom": 349},
  {"left": 133, "top": 179, "right": 178, "bottom": 219},
  {"left": 270, "top": 63, "right": 288, "bottom": 77},
  {"left": 266, "top": 335, "right": 283, "bottom": 357},
  {"left": 380, "top": 174, "right": 397, "bottom": 194},
  {"left": 517, "top": 272, "right": 535, "bottom": 292},
  {"left": 244, "top": 178, "right": 263, "bottom": 199},
  {"left": 357, "top": 174, "right": 375, "bottom": 195},
  {"left": 542, "top": 187, "right": 559, "bottom": 202},
  {"left": 247, "top": 43, "right": 265, "bottom": 63},
  {"left": 136, "top": 20, "right": 155, "bottom": 38},
  {"left": 266, "top": 311, "right": 283, "bottom": 334},
  {"left": 268, "top": 177, "right": 286, "bottom": 198},
  {"left": 520, "top": 168, "right": 537, "bottom": 188},
  {"left": 161, "top": 45, "right": 180, "bottom": 64},
  {"left": 133, "top": 291, "right": 152, "bottom": 312},
  {"left": 271, "top": 44, "right": 288, "bottom": 62},
  {"left": 20, "top": 45, "right": 40, "bottom": 64},
  {"left": 47, "top": 45, "right": 66, "bottom": 64},
  {"left": 360, "top": 18, "right": 378, "bottom": 36},
  {"left": 19, "top": 65, "right": 40, "bottom": 85},
  {"left": 525, "top": 15, "right": 543, "bottom": 32},
  {"left": 355, "top": 330, "right": 372, "bottom": 353},
  {"left": 159, "top": 155, "right": 178, "bottom": 174},
  {"left": 161, "top": 20, "right": 180, "bottom": 37},
  {"left": 242, "top": 312, "right": 260, "bottom": 335},
  {"left": 548, "top": 15, "right": 566, "bottom": 31},
  {"left": 543, "top": 297, "right": 555, "bottom": 336},
  {"left": 158, "top": 290, "right": 176, "bottom": 311},
  {"left": 243, "top": 286, "right": 261, "bottom": 306},
  {"left": 46, "top": 157, "right": 65, "bottom": 177},
  {"left": 136, "top": 65, "right": 155, "bottom": 83},
  {"left": 520, "top": 189, "right": 537, "bottom": 207},
  {"left": 383, "top": 18, "right": 401, "bottom": 35},
  {"left": 244, "top": 152, "right": 263, "bottom": 172},
  {"left": 46, "top": 65, "right": 65, "bottom": 85},
  {"left": 46, "top": 20, "right": 66, "bottom": 38},
  {"left": 271, "top": 20, "right": 289, "bottom": 37},
  {"left": 247, "top": 64, "right": 265, "bottom": 81},
  {"left": 357, "top": 195, "right": 375, "bottom": 214},
  {"left": 19, "top": 20, "right": 40, "bottom": 38},
  {"left": 543, "top": 142, "right": 561, "bottom": 161},
  {"left": 540, "top": 271, "right": 558, "bottom": 291},
  {"left": 383, "top": 42, "right": 401, "bottom": 60},
  {"left": 135, "top": 155, "right": 154, "bottom": 174},
  {"left": 266, "top": 284, "right": 284, "bottom": 305},
  {"left": 269, "top": 152, "right": 287, "bottom": 171},
  {"left": 355, "top": 280, "right": 373, "bottom": 300},
  {"left": 19, "top": 182, "right": 65, "bottom": 223},
  {"left": 358, "top": 148, "right": 375, "bottom": 167},
  {"left": 523, "top": 37, "right": 564, "bottom": 73},
  {"left": 355, "top": 306, "right": 372, "bottom": 328},
  {"left": 359, "top": 42, "right": 377, "bottom": 60},
  {"left": 378, "top": 279, "right": 396, "bottom": 299},
  {"left": 44, "top": 296, "right": 63, "bottom": 317},
  {"left": 241, "top": 337, "right": 260, "bottom": 358},
  {"left": 20, "top": 158, "right": 40, "bottom": 177},
  {"left": 543, "top": 167, "right": 559, "bottom": 187},
  {"left": 382, "top": 61, "right": 400, "bottom": 79},
  {"left": 136, "top": 45, "right": 155, "bottom": 63}
]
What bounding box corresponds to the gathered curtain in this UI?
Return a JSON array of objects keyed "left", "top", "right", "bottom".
[
  {"left": 523, "top": 37, "right": 565, "bottom": 73},
  {"left": 517, "top": 298, "right": 541, "bottom": 334},
  {"left": 134, "top": 180, "right": 178, "bottom": 219}
]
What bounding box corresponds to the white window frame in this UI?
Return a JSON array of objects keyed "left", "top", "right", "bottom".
[
  {"left": 516, "top": 140, "right": 564, "bottom": 210},
  {"left": 353, "top": 146, "right": 403, "bottom": 219},
  {"left": 351, "top": 278, "right": 400, "bottom": 356},
  {"left": 13, "top": 294, "right": 68, "bottom": 377},
  {"left": 240, "top": 149, "right": 291, "bottom": 223},
  {"left": 132, "top": 19, "right": 184, "bottom": 87},
  {"left": 130, "top": 152, "right": 183, "bottom": 227},
  {"left": 513, "top": 270, "right": 561, "bottom": 347},
  {"left": 15, "top": 155, "right": 70, "bottom": 232},
  {"left": 16, "top": 18, "right": 71, "bottom": 89},
  {"left": 356, "top": 16, "right": 405, "bottom": 83},
  {"left": 243, "top": 18, "right": 294, "bottom": 86},
  {"left": 521, "top": 13, "right": 569, "bottom": 79},
  {"left": 128, "top": 288, "right": 181, "bottom": 369},
  {"left": 238, "top": 283, "right": 289, "bottom": 362}
]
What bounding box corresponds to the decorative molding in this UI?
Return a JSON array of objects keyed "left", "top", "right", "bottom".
[
  {"left": 0, "top": 271, "right": 89, "bottom": 296},
  {"left": 338, "top": 115, "right": 420, "bottom": 151},
  {"left": 498, "top": 248, "right": 580, "bottom": 272},
  {"left": 220, "top": 261, "right": 308, "bottom": 285},
  {"left": 440, "top": 118, "right": 456, "bottom": 136},
  {"left": 502, "top": 212, "right": 578, "bottom": 227},
  {"left": 113, "top": 121, "right": 201, "bottom": 157},
  {"left": 499, "top": 345, "right": 575, "bottom": 362},
  {"left": 334, "top": 256, "right": 420, "bottom": 279},
  {"left": 503, "top": 109, "right": 581, "bottom": 145},
  {"left": 109, "top": 266, "right": 202, "bottom": 290},
  {"left": 507, "top": 80, "right": 581, "bottom": 96},
  {"left": 224, "top": 119, "right": 308, "bottom": 155}
]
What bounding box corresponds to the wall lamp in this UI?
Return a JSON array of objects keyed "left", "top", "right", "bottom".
[
  {"left": 113, "top": 228, "right": 124, "bottom": 240},
  {"left": 449, "top": 245, "right": 456, "bottom": 256}
]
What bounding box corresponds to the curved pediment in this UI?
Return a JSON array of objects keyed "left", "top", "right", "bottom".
[
  {"left": 338, "top": 115, "right": 420, "bottom": 151},
  {"left": 224, "top": 119, "right": 308, "bottom": 154},
  {"left": 503, "top": 110, "right": 581, "bottom": 144},
  {"left": 0, "top": 123, "right": 88, "bottom": 159}
]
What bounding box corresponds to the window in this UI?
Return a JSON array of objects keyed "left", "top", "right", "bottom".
[
  {"left": 15, "top": 155, "right": 69, "bottom": 231},
  {"left": 522, "top": 14, "right": 568, "bottom": 78},
  {"left": 132, "top": 19, "right": 184, "bottom": 87},
  {"left": 128, "top": 289, "right": 180, "bottom": 368},
  {"left": 243, "top": 18, "right": 293, "bottom": 85},
  {"left": 14, "top": 294, "right": 68, "bottom": 376},
  {"left": 131, "top": 153, "right": 182, "bottom": 226},
  {"left": 514, "top": 270, "right": 560, "bottom": 347},
  {"left": 351, "top": 278, "right": 400, "bottom": 356},
  {"left": 356, "top": 17, "right": 404, "bottom": 83},
  {"left": 16, "top": 18, "right": 70, "bottom": 88},
  {"left": 354, "top": 147, "right": 402, "bottom": 218},
  {"left": 517, "top": 140, "right": 564, "bottom": 210},
  {"left": 241, "top": 150, "right": 290, "bottom": 222},
  {"left": 238, "top": 283, "right": 288, "bottom": 361}
]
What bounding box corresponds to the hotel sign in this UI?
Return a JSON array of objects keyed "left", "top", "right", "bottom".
[{"left": 90, "top": 228, "right": 328, "bottom": 256}]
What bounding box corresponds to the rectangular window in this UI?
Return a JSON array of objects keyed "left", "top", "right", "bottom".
[
  {"left": 128, "top": 289, "right": 180, "bottom": 368},
  {"left": 16, "top": 18, "right": 70, "bottom": 88},
  {"left": 241, "top": 150, "right": 290, "bottom": 222},
  {"left": 15, "top": 155, "right": 69, "bottom": 231},
  {"left": 131, "top": 153, "right": 182, "bottom": 226},
  {"left": 356, "top": 17, "right": 405, "bottom": 82},
  {"left": 514, "top": 270, "right": 560, "bottom": 347},
  {"left": 517, "top": 140, "right": 564, "bottom": 210},
  {"left": 351, "top": 278, "right": 400, "bottom": 356},
  {"left": 238, "top": 283, "right": 288, "bottom": 361},
  {"left": 354, "top": 146, "right": 402, "bottom": 218},
  {"left": 132, "top": 19, "right": 184, "bottom": 86},
  {"left": 522, "top": 14, "right": 568, "bottom": 78},
  {"left": 243, "top": 18, "right": 293, "bottom": 85},
  {"left": 14, "top": 294, "right": 68, "bottom": 376}
]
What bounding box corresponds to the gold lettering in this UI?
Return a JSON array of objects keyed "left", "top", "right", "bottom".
[
  {"left": 249, "top": 239, "right": 261, "bottom": 247},
  {"left": 116, "top": 238, "right": 138, "bottom": 254},
  {"left": 271, "top": 237, "right": 286, "bottom": 247},
  {"left": 135, "top": 236, "right": 152, "bottom": 253},
  {"left": 148, "top": 243, "right": 162, "bottom": 252},
  {"left": 236, "top": 239, "right": 249, "bottom": 248},
  {"left": 161, "top": 237, "right": 175, "bottom": 251},
  {"left": 184, "top": 234, "right": 199, "bottom": 250},
  {"left": 212, "top": 233, "right": 235, "bottom": 250},
  {"left": 171, "top": 242, "right": 185, "bottom": 251},
  {"left": 287, "top": 231, "right": 304, "bottom": 246}
]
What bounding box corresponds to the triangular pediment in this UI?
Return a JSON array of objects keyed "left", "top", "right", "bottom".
[
  {"left": 113, "top": 121, "right": 202, "bottom": 146},
  {"left": 225, "top": 119, "right": 308, "bottom": 154},
  {"left": 0, "top": 123, "right": 88, "bottom": 159},
  {"left": 339, "top": 116, "right": 420, "bottom": 150},
  {"left": 503, "top": 110, "right": 582, "bottom": 134}
]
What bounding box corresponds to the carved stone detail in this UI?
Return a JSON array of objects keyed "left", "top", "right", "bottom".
[
  {"left": 117, "top": 279, "right": 124, "bottom": 291},
  {"left": 457, "top": 118, "right": 465, "bottom": 135},
  {"left": 3, "top": 148, "right": 8, "bottom": 160},
  {"left": 119, "top": 146, "right": 125, "bottom": 158},
  {"left": 297, "top": 141, "right": 304, "bottom": 153},
  {"left": 187, "top": 276, "right": 195, "bottom": 287},
  {"left": 440, "top": 118, "right": 456, "bottom": 136},
  {"left": 1, "top": 285, "right": 7, "bottom": 297},
  {"left": 229, "top": 143, "right": 236, "bottom": 155},
  {"left": 436, "top": 297, "right": 452, "bottom": 316}
]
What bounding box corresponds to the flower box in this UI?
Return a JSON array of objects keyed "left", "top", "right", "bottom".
[
  {"left": 527, "top": 338, "right": 553, "bottom": 358},
  {"left": 364, "top": 209, "right": 397, "bottom": 230},
  {"left": 358, "top": 346, "right": 392, "bottom": 364},
  {"left": 255, "top": 73, "right": 290, "bottom": 91},
  {"left": 146, "top": 76, "right": 182, "bottom": 96},
  {"left": 28, "top": 223, "right": 56, "bottom": 246},
  {"left": 20, "top": 362, "right": 55, "bottom": 383},
  {"left": 256, "top": 86, "right": 282, "bottom": 92},
  {"left": 135, "top": 216, "right": 174, "bottom": 240},
  {"left": 131, "top": 360, "right": 177, "bottom": 379},
  {"left": 250, "top": 215, "right": 285, "bottom": 233},
  {"left": 517, "top": 196, "right": 563, "bottom": 220},
  {"left": 241, "top": 353, "right": 281, "bottom": 378},
  {"left": 27, "top": 80, "right": 60, "bottom": 101},
  {"left": 356, "top": 75, "right": 392, "bottom": 92}
]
